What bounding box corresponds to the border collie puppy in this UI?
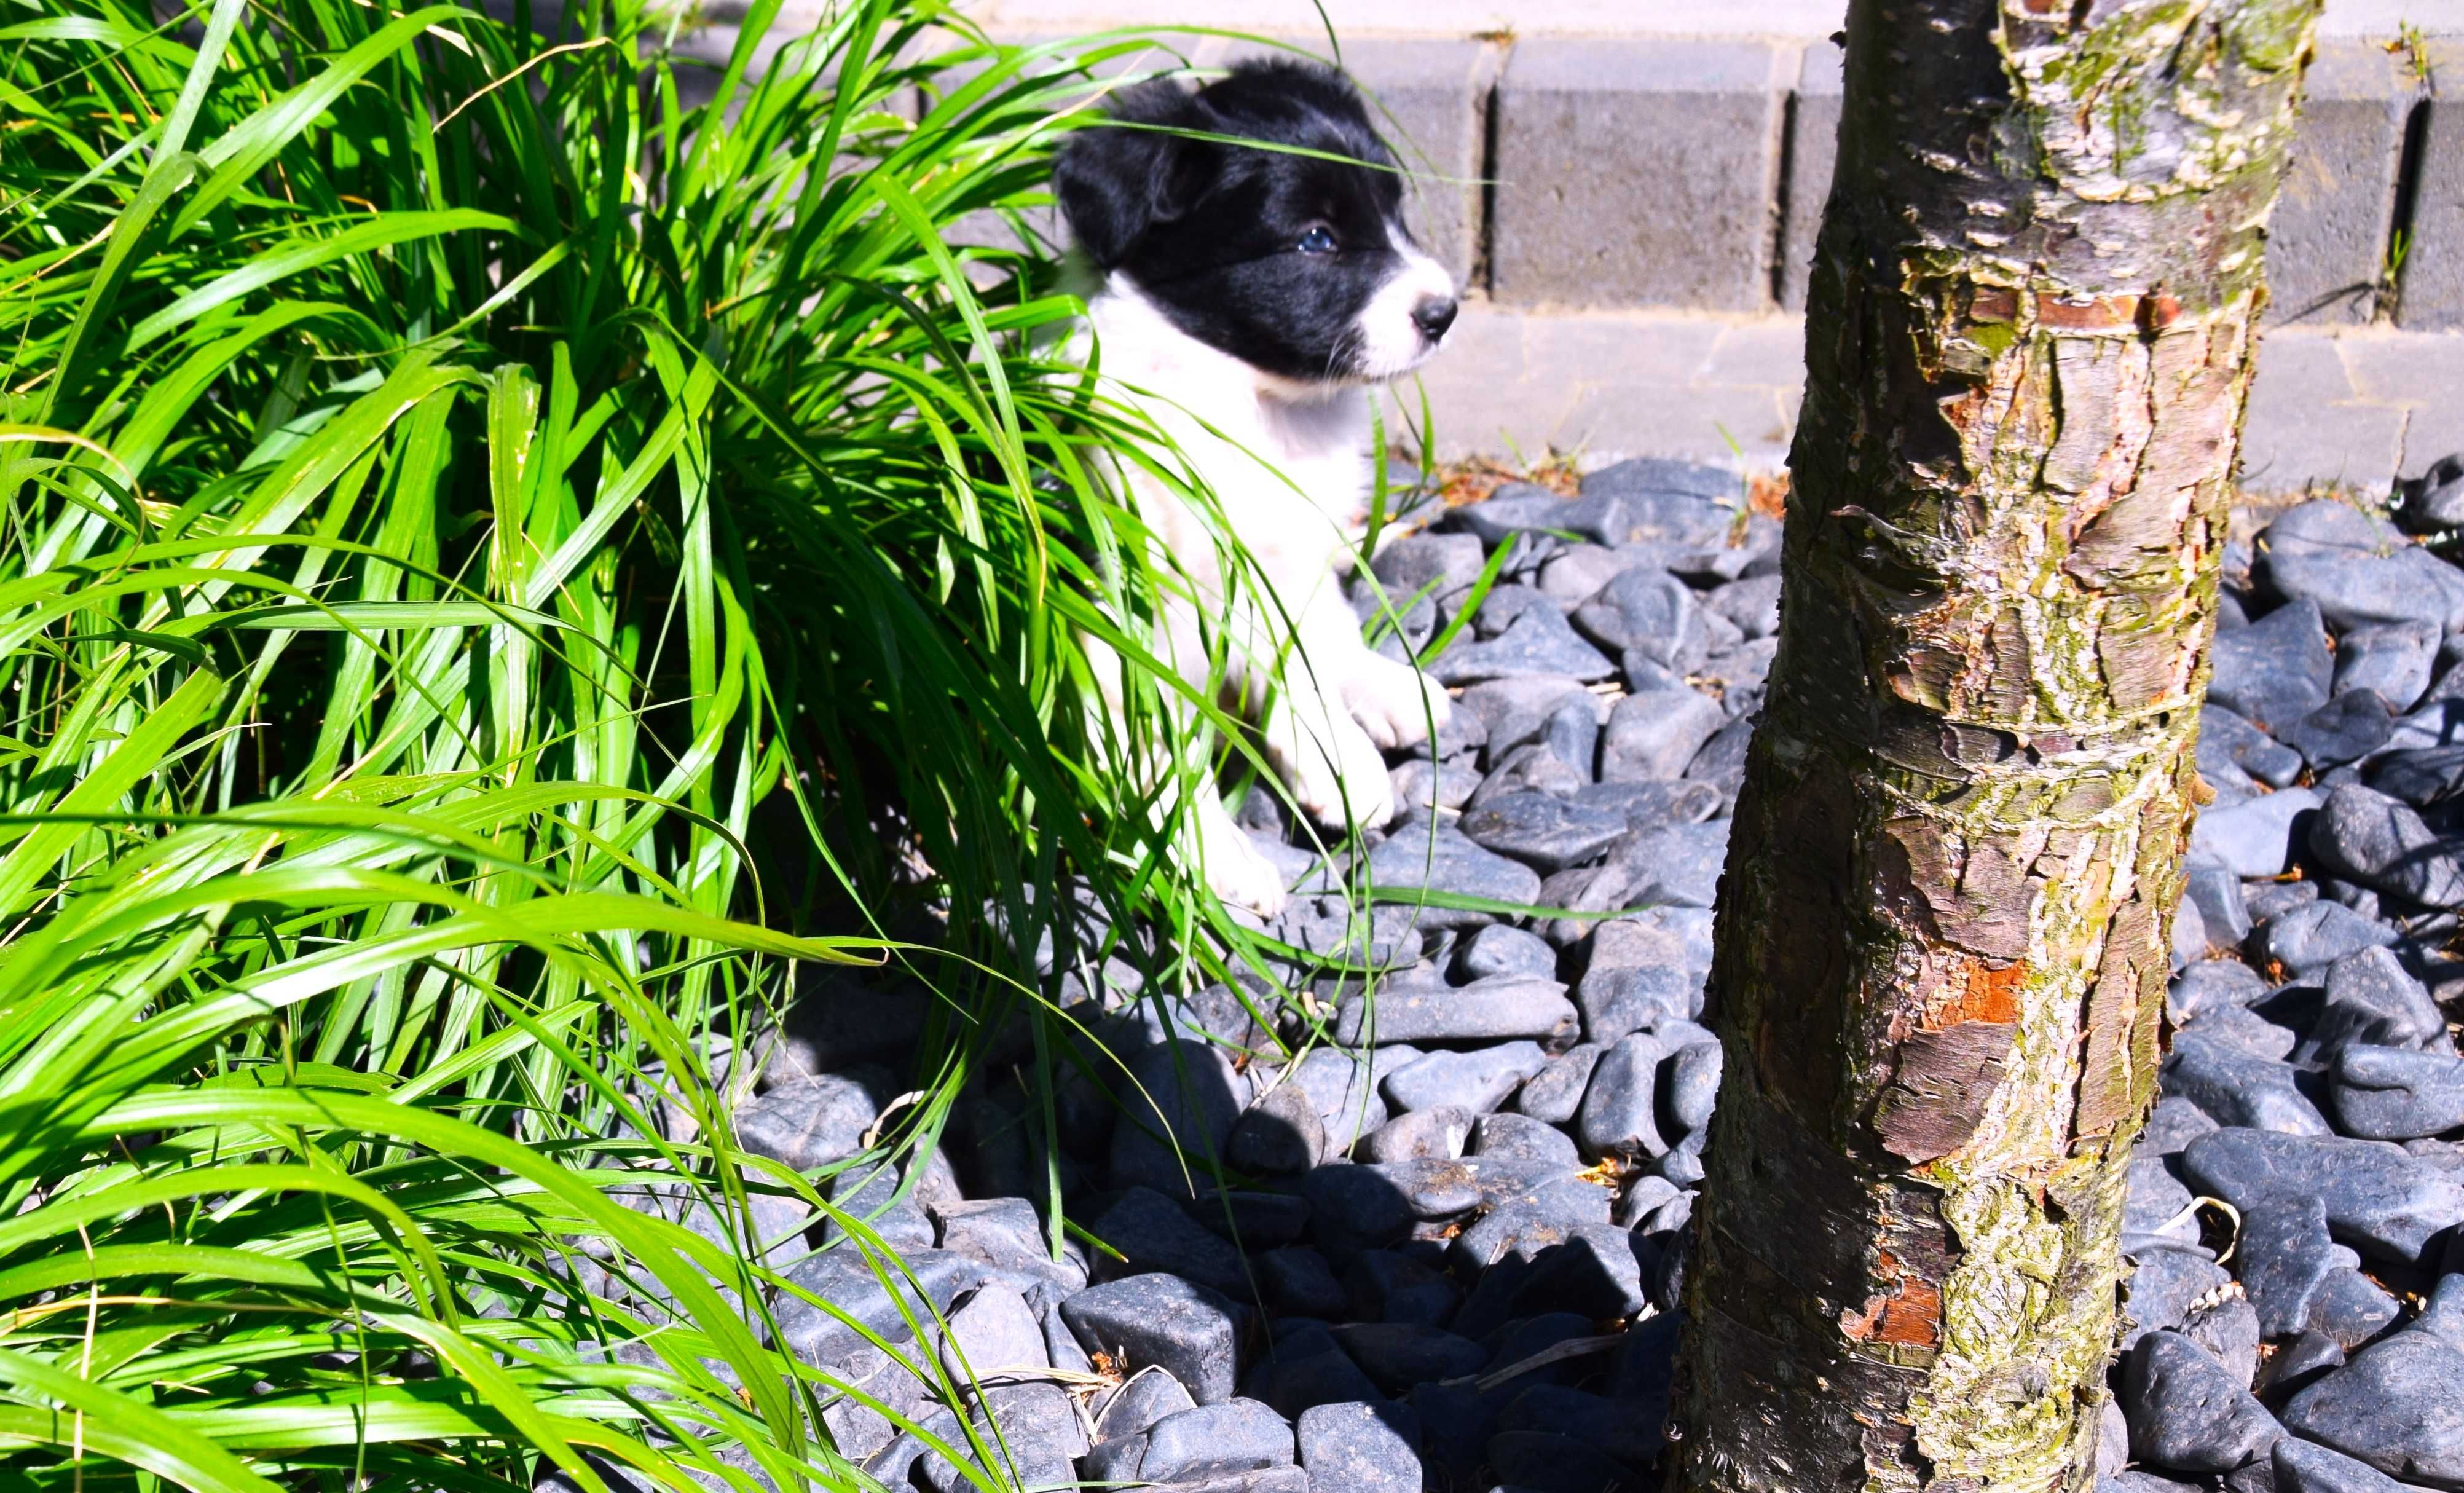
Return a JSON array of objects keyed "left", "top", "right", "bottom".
[{"left": 1054, "top": 60, "right": 1460, "bottom": 916}]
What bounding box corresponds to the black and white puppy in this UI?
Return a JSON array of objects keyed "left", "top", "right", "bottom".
[{"left": 1054, "top": 60, "right": 1458, "bottom": 915}]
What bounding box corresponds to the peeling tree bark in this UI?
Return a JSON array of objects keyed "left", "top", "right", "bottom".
[{"left": 1672, "top": 4, "right": 2323, "bottom": 1492}]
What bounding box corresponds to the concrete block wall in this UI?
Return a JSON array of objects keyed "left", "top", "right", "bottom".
[{"left": 668, "top": 0, "right": 2464, "bottom": 491}]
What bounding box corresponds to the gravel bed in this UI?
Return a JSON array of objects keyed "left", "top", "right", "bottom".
[{"left": 575, "top": 456, "right": 2464, "bottom": 1493}]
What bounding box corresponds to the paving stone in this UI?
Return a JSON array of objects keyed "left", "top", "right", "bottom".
[
  {"left": 1382, "top": 1042, "right": 1549, "bottom": 1115},
  {"left": 1297, "top": 1400, "right": 1423, "bottom": 1493},
  {"left": 2181, "top": 1128, "right": 2464, "bottom": 1264},
  {"left": 2123, "top": 1330, "right": 2282, "bottom": 1474},
  {"left": 1061, "top": 1274, "right": 1244, "bottom": 1406},
  {"left": 1599, "top": 687, "right": 1728, "bottom": 782},
  {"left": 2192, "top": 787, "right": 2324, "bottom": 877},
  {"left": 1490, "top": 38, "right": 1784, "bottom": 310},
  {"left": 2210, "top": 600, "right": 2336, "bottom": 733},
  {"left": 2310, "top": 783, "right": 2464, "bottom": 909},
  {"left": 1458, "top": 791, "right": 1628, "bottom": 872},
  {"left": 2264, "top": 40, "right": 2415, "bottom": 328},
  {"left": 2332, "top": 1044, "right": 2464, "bottom": 1139},
  {"left": 2284, "top": 1331, "right": 2464, "bottom": 1486}
]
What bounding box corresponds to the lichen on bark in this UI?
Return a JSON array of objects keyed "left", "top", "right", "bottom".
[{"left": 1670, "top": 2, "right": 2321, "bottom": 1492}]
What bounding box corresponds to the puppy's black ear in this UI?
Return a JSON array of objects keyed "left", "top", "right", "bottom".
[{"left": 1054, "top": 84, "right": 1216, "bottom": 268}]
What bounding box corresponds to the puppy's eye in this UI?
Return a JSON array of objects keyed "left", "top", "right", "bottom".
[{"left": 1296, "top": 226, "right": 1339, "bottom": 255}]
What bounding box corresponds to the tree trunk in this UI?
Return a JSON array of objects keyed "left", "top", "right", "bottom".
[{"left": 1672, "top": 3, "right": 2323, "bottom": 1491}]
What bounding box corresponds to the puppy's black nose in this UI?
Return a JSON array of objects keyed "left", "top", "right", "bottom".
[{"left": 1412, "top": 296, "right": 1458, "bottom": 341}]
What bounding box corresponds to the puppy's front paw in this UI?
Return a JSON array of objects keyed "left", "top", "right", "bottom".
[
  {"left": 1200, "top": 814, "right": 1290, "bottom": 918},
  {"left": 1281, "top": 719, "right": 1397, "bottom": 832},
  {"left": 1345, "top": 656, "right": 1453, "bottom": 752}
]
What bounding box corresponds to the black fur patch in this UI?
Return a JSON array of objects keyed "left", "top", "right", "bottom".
[{"left": 1053, "top": 60, "right": 1429, "bottom": 385}]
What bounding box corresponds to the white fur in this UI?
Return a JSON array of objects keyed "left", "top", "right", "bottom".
[
  {"left": 1075, "top": 270, "right": 1454, "bottom": 916},
  {"left": 1353, "top": 232, "right": 1459, "bottom": 380}
]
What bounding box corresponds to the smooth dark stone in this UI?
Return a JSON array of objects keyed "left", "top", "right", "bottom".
[
  {"left": 1084, "top": 1187, "right": 1251, "bottom": 1298},
  {"left": 2319, "top": 947, "right": 2452, "bottom": 1052},
  {"left": 2259, "top": 1331, "right": 2347, "bottom": 1400},
  {"left": 1474, "top": 1111, "right": 1582, "bottom": 1170},
  {"left": 2182, "top": 1003, "right": 2300, "bottom": 1062},
  {"left": 1575, "top": 962, "right": 1695, "bottom": 1046},
  {"left": 2285, "top": 692, "right": 2399, "bottom": 769},
  {"left": 2210, "top": 599, "right": 2334, "bottom": 733},
  {"left": 2194, "top": 789, "right": 2325, "bottom": 878},
  {"left": 2186, "top": 859, "right": 2259, "bottom": 951},
  {"left": 1577, "top": 1032, "right": 1667, "bottom": 1159},
  {"left": 1347, "top": 1248, "right": 1462, "bottom": 1328},
  {"left": 1683, "top": 713, "right": 1755, "bottom": 793},
  {"left": 2273, "top": 1435, "right": 2419, "bottom": 1493},
  {"left": 1499, "top": 1384, "right": 1663, "bottom": 1468},
  {"left": 2336, "top": 1043, "right": 2464, "bottom": 1138},
  {"left": 1367, "top": 828, "right": 1543, "bottom": 933},
  {"left": 1454, "top": 487, "right": 1631, "bottom": 548},
  {"left": 1335, "top": 976, "right": 1578, "bottom": 1048},
  {"left": 1136, "top": 1400, "right": 1294, "bottom": 1483},
  {"left": 734, "top": 1073, "right": 878, "bottom": 1172},
  {"left": 1664, "top": 1040, "right": 1723, "bottom": 1136},
  {"left": 2240, "top": 1197, "right": 2344, "bottom": 1338},
  {"left": 1371, "top": 532, "right": 1487, "bottom": 611},
  {"left": 1514, "top": 1043, "right": 1603, "bottom": 1125},
  {"left": 1571, "top": 567, "right": 1707, "bottom": 675},
  {"left": 2260, "top": 900, "right": 2401, "bottom": 976},
  {"left": 934, "top": 1197, "right": 1089, "bottom": 1293},
  {"left": 1194, "top": 1189, "right": 1315, "bottom": 1250},
  {"left": 1297, "top": 1401, "right": 1423, "bottom": 1493},
  {"left": 1095, "top": 1365, "right": 1197, "bottom": 1444},
  {"left": 2181, "top": 1128, "right": 2464, "bottom": 1264},
  {"left": 774, "top": 1247, "right": 981, "bottom": 1365},
  {"left": 1329, "top": 1322, "right": 1488, "bottom": 1394},
  {"left": 1233, "top": 1085, "right": 1329, "bottom": 1175},
  {"left": 2173, "top": 959, "right": 2273, "bottom": 1022},
  {"left": 1259, "top": 1246, "right": 1350, "bottom": 1319},
  {"left": 2143, "top": 1095, "right": 2224, "bottom": 1158},
  {"left": 2123, "top": 1331, "right": 2281, "bottom": 1474},
  {"left": 1109, "top": 1039, "right": 1249, "bottom": 1197},
  {"left": 1458, "top": 924, "right": 1560, "bottom": 982},
  {"left": 2125, "top": 1247, "right": 2235, "bottom": 1347},
  {"left": 2205, "top": 705, "right": 2310, "bottom": 790},
  {"left": 1510, "top": 1223, "right": 1649, "bottom": 1318},
  {"left": 2337, "top": 622, "right": 2441, "bottom": 712},
  {"left": 2163, "top": 1029, "right": 2332, "bottom": 1135},
  {"left": 2283, "top": 1331, "right": 2464, "bottom": 1485},
  {"left": 2125, "top": 1156, "right": 2200, "bottom": 1252},
  {"left": 1430, "top": 605, "right": 1617, "bottom": 686},
  {"left": 1382, "top": 1043, "right": 1549, "bottom": 1116},
  {"left": 1573, "top": 777, "right": 1725, "bottom": 829},
  {"left": 1459, "top": 792, "right": 1626, "bottom": 874},
  {"left": 1372, "top": 1157, "right": 1486, "bottom": 1219},
  {"left": 1486, "top": 1429, "right": 1634, "bottom": 1493},
  {"left": 1360, "top": 1105, "right": 1474, "bottom": 1164},
  {"left": 2310, "top": 784, "right": 2464, "bottom": 910},
  {"left": 2369, "top": 745, "right": 2464, "bottom": 808},
  {"left": 1597, "top": 687, "right": 1728, "bottom": 783},
  {"left": 1061, "top": 1274, "right": 1244, "bottom": 1405}
]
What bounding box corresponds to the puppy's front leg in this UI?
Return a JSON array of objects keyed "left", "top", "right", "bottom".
[{"left": 1257, "top": 584, "right": 1399, "bottom": 832}]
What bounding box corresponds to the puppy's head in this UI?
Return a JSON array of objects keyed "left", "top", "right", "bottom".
[{"left": 1055, "top": 59, "right": 1460, "bottom": 387}]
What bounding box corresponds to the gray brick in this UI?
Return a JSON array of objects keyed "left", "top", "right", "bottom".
[
  {"left": 1490, "top": 39, "right": 1790, "bottom": 312},
  {"left": 2265, "top": 42, "right": 2412, "bottom": 327},
  {"left": 1779, "top": 42, "right": 1843, "bottom": 313},
  {"left": 1224, "top": 38, "right": 1502, "bottom": 283},
  {"left": 2239, "top": 331, "right": 2404, "bottom": 494},
  {"left": 2402, "top": 41, "right": 2464, "bottom": 330}
]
